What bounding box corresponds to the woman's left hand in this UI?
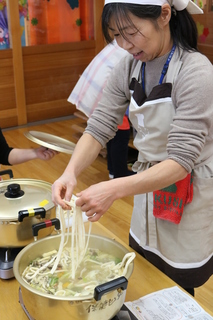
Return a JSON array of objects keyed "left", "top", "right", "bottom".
[{"left": 75, "top": 181, "right": 115, "bottom": 222}]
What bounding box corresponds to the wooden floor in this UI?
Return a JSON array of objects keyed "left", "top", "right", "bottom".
[{"left": 1, "top": 116, "right": 213, "bottom": 314}]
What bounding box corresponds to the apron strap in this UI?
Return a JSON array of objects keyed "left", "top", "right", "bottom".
[
  {"left": 131, "top": 60, "right": 142, "bottom": 82},
  {"left": 165, "top": 47, "right": 184, "bottom": 84}
]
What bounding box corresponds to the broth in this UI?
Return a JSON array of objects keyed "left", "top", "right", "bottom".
[{"left": 21, "top": 247, "right": 134, "bottom": 297}]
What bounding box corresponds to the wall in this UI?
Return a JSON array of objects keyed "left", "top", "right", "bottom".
[
  {"left": 0, "top": 0, "right": 104, "bottom": 129},
  {"left": 22, "top": 41, "right": 99, "bottom": 123}
]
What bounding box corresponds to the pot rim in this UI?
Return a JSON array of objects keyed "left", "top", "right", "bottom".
[
  {"left": 0, "top": 178, "right": 52, "bottom": 187},
  {"left": 13, "top": 233, "right": 134, "bottom": 302}
]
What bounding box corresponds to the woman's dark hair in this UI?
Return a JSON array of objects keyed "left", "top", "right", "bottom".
[{"left": 102, "top": 4, "right": 198, "bottom": 51}]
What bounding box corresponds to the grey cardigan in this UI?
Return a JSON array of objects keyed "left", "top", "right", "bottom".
[{"left": 85, "top": 49, "right": 213, "bottom": 173}]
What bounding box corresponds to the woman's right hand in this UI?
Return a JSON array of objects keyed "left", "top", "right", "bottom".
[
  {"left": 51, "top": 173, "right": 77, "bottom": 209},
  {"left": 51, "top": 133, "right": 102, "bottom": 209}
]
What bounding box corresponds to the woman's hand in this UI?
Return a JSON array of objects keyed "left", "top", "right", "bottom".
[
  {"left": 52, "top": 173, "right": 77, "bottom": 209},
  {"left": 51, "top": 133, "right": 103, "bottom": 211},
  {"left": 35, "top": 146, "right": 58, "bottom": 161},
  {"left": 75, "top": 181, "right": 116, "bottom": 222},
  {"left": 8, "top": 146, "right": 58, "bottom": 165}
]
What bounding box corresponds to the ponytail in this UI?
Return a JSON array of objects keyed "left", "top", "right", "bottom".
[{"left": 169, "top": 9, "right": 198, "bottom": 51}]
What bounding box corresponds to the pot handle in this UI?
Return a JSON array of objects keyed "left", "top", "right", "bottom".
[
  {"left": 94, "top": 276, "right": 128, "bottom": 301},
  {"left": 32, "top": 218, "right": 61, "bottom": 241},
  {"left": 18, "top": 207, "right": 46, "bottom": 222},
  {"left": 0, "top": 169, "right": 13, "bottom": 179}
]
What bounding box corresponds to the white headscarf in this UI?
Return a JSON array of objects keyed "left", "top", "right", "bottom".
[{"left": 104, "top": 0, "right": 203, "bottom": 14}]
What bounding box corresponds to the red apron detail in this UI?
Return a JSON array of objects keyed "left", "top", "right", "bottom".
[
  {"left": 153, "top": 171, "right": 193, "bottom": 224},
  {"left": 117, "top": 115, "right": 130, "bottom": 130}
]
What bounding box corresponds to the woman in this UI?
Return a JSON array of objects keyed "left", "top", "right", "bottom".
[
  {"left": 52, "top": 0, "right": 213, "bottom": 295},
  {"left": 0, "top": 128, "right": 57, "bottom": 166}
]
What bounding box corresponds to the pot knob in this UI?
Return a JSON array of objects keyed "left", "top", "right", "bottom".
[{"left": 5, "top": 183, "right": 25, "bottom": 199}]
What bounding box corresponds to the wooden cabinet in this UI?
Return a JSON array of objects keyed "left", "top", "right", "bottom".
[
  {"left": 193, "top": 1, "right": 213, "bottom": 63},
  {"left": 0, "top": 0, "right": 104, "bottom": 129}
]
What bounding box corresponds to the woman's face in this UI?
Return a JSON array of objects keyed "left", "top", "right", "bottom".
[{"left": 109, "top": 10, "right": 171, "bottom": 62}]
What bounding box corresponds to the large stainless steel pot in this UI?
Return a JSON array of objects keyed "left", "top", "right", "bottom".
[
  {"left": 0, "top": 178, "right": 56, "bottom": 247},
  {"left": 13, "top": 234, "right": 135, "bottom": 320}
]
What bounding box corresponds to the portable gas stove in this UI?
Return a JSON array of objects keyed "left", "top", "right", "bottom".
[
  {"left": 0, "top": 169, "right": 57, "bottom": 280},
  {"left": 18, "top": 287, "right": 138, "bottom": 320},
  {"left": 0, "top": 247, "right": 24, "bottom": 279}
]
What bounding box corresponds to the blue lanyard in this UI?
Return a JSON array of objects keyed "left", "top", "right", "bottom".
[{"left": 141, "top": 44, "right": 176, "bottom": 92}]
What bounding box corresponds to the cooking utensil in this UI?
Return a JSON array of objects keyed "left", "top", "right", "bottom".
[
  {"left": 24, "top": 130, "right": 76, "bottom": 154},
  {"left": 13, "top": 233, "right": 134, "bottom": 320},
  {"left": 0, "top": 178, "right": 55, "bottom": 247}
]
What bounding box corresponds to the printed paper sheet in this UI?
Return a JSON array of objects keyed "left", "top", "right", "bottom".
[{"left": 123, "top": 286, "right": 213, "bottom": 320}]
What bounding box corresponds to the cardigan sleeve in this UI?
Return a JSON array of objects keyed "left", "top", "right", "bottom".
[
  {"left": 167, "top": 52, "right": 213, "bottom": 172},
  {"left": 0, "top": 128, "right": 13, "bottom": 165}
]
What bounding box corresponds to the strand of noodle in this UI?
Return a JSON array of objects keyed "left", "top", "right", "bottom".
[
  {"left": 71, "top": 202, "right": 84, "bottom": 278},
  {"left": 65, "top": 198, "right": 75, "bottom": 245},
  {"left": 76, "top": 204, "right": 86, "bottom": 263},
  {"left": 64, "top": 206, "right": 71, "bottom": 247},
  {"left": 24, "top": 254, "right": 57, "bottom": 280},
  {"left": 34, "top": 197, "right": 92, "bottom": 281},
  {"left": 61, "top": 206, "right": 69, "bottom": 247},
  {"left": 71, "top": 201, "right": 76, "bottom": 279},
  {"left": 74, "top": 280, "right": 98, "bottom": 288},
  {"left": 122, "top": 253, "right": 136, "bottom": 276},
  {"left": 101, "top": 261, "right": 116, "bottom": 269},
  {"left": 112, "top": 252, "right": 136, "bottom": 270},
  {"left": 74, "top": 209, "right": 92, "bottom": 275},
  {"left": 84, "top": 220, "right": 92, "bottom": 258},
  {"left": 76, "top": 205, "right": 83, "bottom": 260},
  {"left": 75, "top": 204, "right": 80, "bottom": 273},
  {"left": 84, "top": 283, "right": 99, "bottom": 291},
  {"left": 50, "top": 204, "right": 66, "bottom": 274},
  {"left": 79, "top": 205, "right": 85, "bottom": 252},
  {"left": 63, "top": 198, "right": 92, "bottom": 280},
  {"left": 84, "top": 258, "right": 102, "bottom": 265},
  {"left": 80, "top": 267, "right": 87, "bottom": 278}
]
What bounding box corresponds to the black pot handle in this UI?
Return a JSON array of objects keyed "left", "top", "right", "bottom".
[
  {"left": 0, "top": 169, "right": 13, "bottom": 179},
  {"left": 18, "top": 207, "right": 46, "bottom": 222},
  {"left": 94, "top": 276, "right": 128, "bottom": 301},
  {"left": 32, "top": 218, "right": 61, "bottom": 240}
]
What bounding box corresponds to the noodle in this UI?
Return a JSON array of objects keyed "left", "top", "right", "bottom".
[
  {"left": 51, "top": 197, "right": 92, "bottom": 279},
  {"left": 21, "top": 196, "right": 136, "bottom": 297}
]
